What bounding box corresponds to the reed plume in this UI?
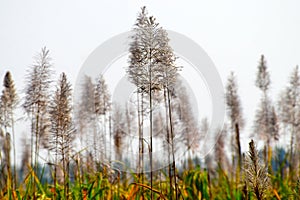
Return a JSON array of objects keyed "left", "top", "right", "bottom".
[{"left": 245, "top": 139, "right": 270, "bottom": 200}]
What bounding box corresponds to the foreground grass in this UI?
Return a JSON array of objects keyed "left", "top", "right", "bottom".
[
  {"left": 1, "top": 164, "right": 299, "bottom": 200},
  {"left": 1, "top": 142, "right": 299, "bottom": 200}
]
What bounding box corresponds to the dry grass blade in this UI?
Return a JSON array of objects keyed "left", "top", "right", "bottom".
[{"left": 130, "top": 183, "right": 167, "bottom": 200}]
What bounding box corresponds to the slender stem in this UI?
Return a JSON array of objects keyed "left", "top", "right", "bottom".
[
  {"left": 235, "top": 123, "right": 241, "bottom": 191},
  {"left": 30, "top": 108, "right": 34, "bottom": 196},
  {"left": 137, "top": 88, "right": 142, "bottom": 175},
  {"left": 164, "top": 86, "right": 172, "bottom": 198},
  {"left": 149, "top": 48, "right": 153, "bottom": 200},
  {"left": 167, "top": 88, "right": 177, "bottom": 199},
  {"left": 54, "top": 130, "right": 58, "bottom": 200},
  {"left": 141, "top": 92, "right": 144, "bottom": 187},
  {"left": 11, "top": 111, "right": 16, "bottom": 189}
]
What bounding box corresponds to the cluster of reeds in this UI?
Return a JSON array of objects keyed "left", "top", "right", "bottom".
[{"left": 0, "top": 138, "right": 300, "bottom": 199}]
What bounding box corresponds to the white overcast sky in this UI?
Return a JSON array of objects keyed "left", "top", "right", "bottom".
[{"left": 1, "top": 0, "right": 300, "bottom": 154}]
